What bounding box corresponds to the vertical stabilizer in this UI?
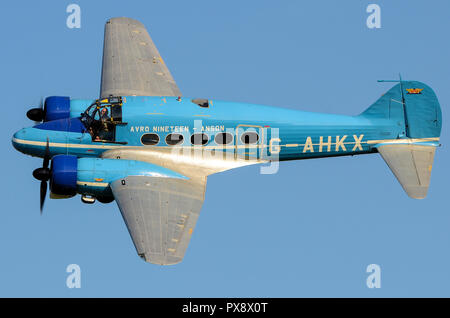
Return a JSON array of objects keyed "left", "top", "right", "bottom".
[{"left": 361, "top": 80, "right": 442, "bottom": 139}]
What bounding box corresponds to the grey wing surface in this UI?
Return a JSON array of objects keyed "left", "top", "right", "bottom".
[
  {"left": 377, "top": 144, "right": 436, "bottom": 199},
  {"left": 100, "top": 17, "right": 182, "bottom": 98},
  {"left": 111, "top": 176, "right": 206, "bottom": 265}
]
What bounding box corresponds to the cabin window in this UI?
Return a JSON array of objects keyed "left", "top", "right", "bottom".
[
  {"left": 190, "top": 133, "right": 209, "bottom": 146},
  {"left": 215, "top": 132, "right": 233, "bottom": 145},
  {"left": 166, "top": 133, "right": 184, "bottom": 146},
  {"left": 141, "top": 133, "right": 159, "bottom": 145},
  {"left": 191, "top": 98, "right": 209, "bottom": 108},
  {"left": 240, "top": 131, "right": 259, "bottom": 144}
]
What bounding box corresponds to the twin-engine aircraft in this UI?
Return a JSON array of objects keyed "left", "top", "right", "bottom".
[{"left": 12, "top": 17, "right": 442, "bottom": 265}]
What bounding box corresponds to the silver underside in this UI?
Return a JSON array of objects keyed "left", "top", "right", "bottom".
[
  {"left": 377, "top": 144, "right": 436, "bottom": 199},
  {"left": 111, "top": 176, "right": 205, "bottom": 265}
]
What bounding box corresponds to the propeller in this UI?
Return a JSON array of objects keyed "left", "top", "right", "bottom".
[
  {"left": 32, "top": 138, "right": 50, "bottom": 214},
  {"left": 26, "top": 97, "right": 45, "bottom": 122}
]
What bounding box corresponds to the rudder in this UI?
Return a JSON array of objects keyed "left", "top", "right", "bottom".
[{"left": 402, "top": 81, "right": 441, "bottom": 138}]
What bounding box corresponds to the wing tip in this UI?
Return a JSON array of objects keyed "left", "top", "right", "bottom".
[
  {"left": 405, "top": 186, "right": 429, "bottom": 199},
  {"left": 139, "top": 253, "right": 183, "bottom": 266},
  {"left": 106, "top": 17, "right": 144, "bottom": 28}
]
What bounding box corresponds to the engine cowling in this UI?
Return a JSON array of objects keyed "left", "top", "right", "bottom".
[
  {"left": 50, "top": 155, "right": 77, "bottom": 196},
  {"left": 47, "top": 155, "right": 113, "bottom": 202},
  {"left": 27, "top": 96, "right": 71, "bottom": 122},
  {"left": 44, "top": 96, "right": 71, "bottom": 122}
]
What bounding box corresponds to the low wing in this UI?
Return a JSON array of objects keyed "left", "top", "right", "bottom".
[
  {"left": 111, "top": 175, "right": 206, "bottom": 265},
  {"left": 100, "top": 17, "right": 182, "bottom": 98}
]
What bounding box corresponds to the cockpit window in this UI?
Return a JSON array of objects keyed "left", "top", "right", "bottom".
[
  {"left": 191, "top": 98, "right": 209, "bottom": 108},
  {"left": 80, "top": 96, "right": 123, "bottom": 143},
  {"left": 108, "top": 97, "right": 120, "bottom": 104}
]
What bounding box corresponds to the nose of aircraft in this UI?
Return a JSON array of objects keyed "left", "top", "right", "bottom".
[
  {"left": 12, "top": 128, "right": 28, "bottom": 153},
  {"left": 12, "top": 127, "right": 50, "bottom": 156},
  {"left": 12, "top": 118, "right": 86, "bottom": 157}
]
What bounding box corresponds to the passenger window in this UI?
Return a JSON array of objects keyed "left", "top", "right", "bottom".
[
  {"left": 240, "top": 131, "right": 259, "bottom": 144},
  {"left": 166, "top": 133, "right": 184, "bottom": 146},
  {"left": 191, "top": 133, "right": 209, "bottom": 146},
  {"left": 141, "top": 133, "right": 159, "bottom": 145},
  {"left": 215, "top": 132, "right": 233, "bottom": 145}
]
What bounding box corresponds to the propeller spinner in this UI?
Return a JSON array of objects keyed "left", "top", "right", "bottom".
[{"left": 26, "top": 97, "right": 45, "bottom": 122}]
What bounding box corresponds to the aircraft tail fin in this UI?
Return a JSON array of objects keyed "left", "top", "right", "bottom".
[
  {"left": 375, "top": 142, "right": 437, "bottom": 199},
  {"left": 362, "top": 80, "right": 441, "bottom": 199},
  {"left": 361, "top": 80, "right": 442, "bottom": 139}
]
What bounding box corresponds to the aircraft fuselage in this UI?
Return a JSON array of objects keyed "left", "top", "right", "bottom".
[{"left": 13, "top": 96, "right": 404, "bottom": 162}]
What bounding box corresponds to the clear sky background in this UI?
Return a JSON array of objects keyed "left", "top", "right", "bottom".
[{"left": 1, "top": 0, "right": 449, "bottom": 297}]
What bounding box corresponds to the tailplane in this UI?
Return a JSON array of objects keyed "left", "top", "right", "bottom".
[{"left": 376, "top": 142, "right": 437, "bottom": 199}]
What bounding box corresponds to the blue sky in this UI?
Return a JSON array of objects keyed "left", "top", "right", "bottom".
[{"left": 1, "top": 0, "right": 449, "bottom": 297}]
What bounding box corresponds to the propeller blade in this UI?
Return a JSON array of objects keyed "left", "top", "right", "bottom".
[
  {"left": 40, "top": 180, "right": 47, "bottom": 214},
  {"left": 33, "top": 137, "right": 50, "bottom": 214},
  {"left": 43, "top": 138, "right": 50, "bottom": 169}
]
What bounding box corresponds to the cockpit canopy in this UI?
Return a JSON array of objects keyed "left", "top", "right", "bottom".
[{"left": 80, "top": 96, "right": 124, "bottom": 143}]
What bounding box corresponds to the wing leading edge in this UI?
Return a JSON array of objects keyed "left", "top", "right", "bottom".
[
  {"left": 111, "top": 175, "right": 206, "bottom": 265},
  {"left": 100, "top": 17, "right": 182, "bottom": 98}
]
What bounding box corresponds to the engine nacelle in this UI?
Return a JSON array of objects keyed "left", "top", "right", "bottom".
[
  {"left": 50, "top": 155, "right": 77, "bottom": 196},
  {"left": 48, "top": 156, "right": 186, "bottom": 203},
  {"left": 44, "top": 96, "right": 71, "bottom": 122},
  {"left": 28, "top": 97, "right": 95, "bottom": 122}
]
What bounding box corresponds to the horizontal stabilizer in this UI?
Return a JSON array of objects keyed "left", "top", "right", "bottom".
[{"left": 377, "top": 143, "right": 437, "bottom": 199}]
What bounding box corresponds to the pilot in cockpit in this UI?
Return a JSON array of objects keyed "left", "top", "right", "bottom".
[
  {"left": 100, "top": 107, "right": 109, "bottom": 121},
  {"left": 83, "top": 104, "right": 114, "bottom": 142}
]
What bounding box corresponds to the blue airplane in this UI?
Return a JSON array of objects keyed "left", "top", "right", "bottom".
[{"left": 12, "top": 17, "right": 442, "bottom": 265}]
